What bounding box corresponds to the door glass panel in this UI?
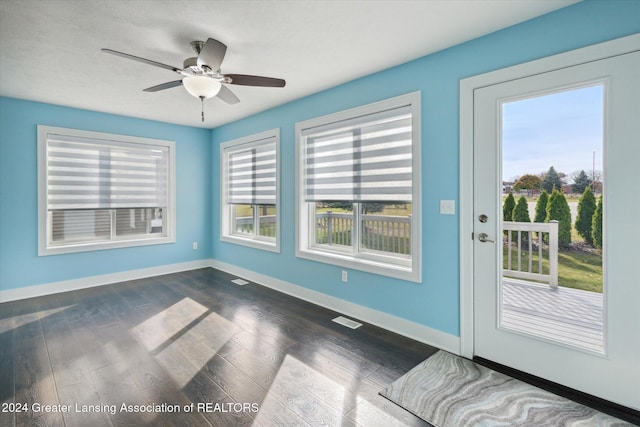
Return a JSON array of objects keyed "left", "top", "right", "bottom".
[{"left": 500, "top": 84, "right": 604, "bottom": 353}]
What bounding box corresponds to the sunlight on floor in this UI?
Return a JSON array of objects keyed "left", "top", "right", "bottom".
[
  {"left": 131, "top": 298, "right": 208, "bottom": 351},
  {"left": 352, "top": 396, "right": 411, "bottom": 427},
  {"left": 253, "top": 354, "right": 345, "bottom": 425},
  {"left": 253, "top": 354, "right": 407, "bottom": 426},
  {"left": 0, "top": 304, "right": 75, "bottom": 334},
  {"left": 130, "top": 297, "right": 236, "bottom": 388}
]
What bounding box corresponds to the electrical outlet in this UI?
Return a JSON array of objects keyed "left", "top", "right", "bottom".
[
  {"left": 341, "top": 271, "right": 348, "bottom": 282},
  {"left": 192, "top": 241, "right": 198, "bottom": 250}
]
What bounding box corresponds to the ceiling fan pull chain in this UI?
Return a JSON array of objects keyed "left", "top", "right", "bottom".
[{"left": 200, "top": 96, "right": 205, "bottom": 122}]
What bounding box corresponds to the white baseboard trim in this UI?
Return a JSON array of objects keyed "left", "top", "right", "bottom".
[
  {"left": 1, "top": 258, "right": 461, "bottom": 354},
  {"left": 209, "top": 259, "right": 461, "bottom": 355},
  {"left": 0, "top": 259, "right": 211, "bottom": 303}
]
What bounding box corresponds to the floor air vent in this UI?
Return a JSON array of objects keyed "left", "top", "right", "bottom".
[
  {"left": 231, "top": 278, "right": 249, "bottom": 286},
  {"left": 332, "top": 316, "right": 362, "bottom": 329}
]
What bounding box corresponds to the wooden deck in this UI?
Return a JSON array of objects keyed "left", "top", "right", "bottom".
[{"left": 501, "top": 278, "right": 604, "bottom": 353}]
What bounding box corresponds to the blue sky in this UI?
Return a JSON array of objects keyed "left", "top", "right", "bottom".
[{"left": 502, "top": 84, "right": 603, "bottom": 183}]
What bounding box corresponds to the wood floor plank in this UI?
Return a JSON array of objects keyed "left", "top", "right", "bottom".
[
  {"left": 260, "top": 365, "right": 359, "bottom": 427},
  {"left": 181, "top": 372, "right": 255, "bottom": 427},
  {"left": 56, "top": 381, "right": 113, "bottom": 427},
  {"left": 0, "top": 316, "right": 16, "bottom": 427},
  {"left": 14, "top": 330, "right": 64, "bottom": 426},
  {"left": 42, "top": 314, "right": 93, "bottom": 389},
  {"left": 142, "top": 381, "right": 212, "bottom": 427},
  {"left": 1, "top": 268, "right": 438, "bottom": 426},
  {"left": 202, "top": 353, "right": 268, "bottom": 405}
]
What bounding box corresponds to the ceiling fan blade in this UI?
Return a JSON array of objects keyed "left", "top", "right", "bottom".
[
  {"left": 101, "top": 48, "right": 180, "bottom": 72},
  {"left": 216, "top": 85, "right": 240, "bottom": 104},
  {"left": 143, "top": 80, "right": 183, "bottom": 92},
  {"left": 197, "top": 38, "right": 227, "bottom": 71},
  {"left": 225, "top": 74, "right": 286, "bottom": 87}
]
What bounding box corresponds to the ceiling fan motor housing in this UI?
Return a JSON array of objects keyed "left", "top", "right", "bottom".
[
  {"left": 190, "top": 40, "right": 204, "bottom": 54},
  {"left": 183, "top": 57, "right": 199, "bottom": 72}
]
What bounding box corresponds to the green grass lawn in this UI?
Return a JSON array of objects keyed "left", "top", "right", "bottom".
[
  {"left": 557, "top": 249, "right": 602, "bottom": 292},
  {"left": 504, "top": 243, "right": 602, "bottom": 293}
]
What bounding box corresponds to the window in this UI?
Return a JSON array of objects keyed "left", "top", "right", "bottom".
[
  {"left": 38, "top": 126, "right": 175, "bottom": 255},
  {"left": 296, "top": 92, "right": 421, "bottom": 281},
  {"left": 220, "top": 129, "right": 280, "bottom": 252}
]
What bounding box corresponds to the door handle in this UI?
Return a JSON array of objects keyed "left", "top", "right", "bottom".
[{"left": 477, "top": 233, "right": 495, "bottom": 243}]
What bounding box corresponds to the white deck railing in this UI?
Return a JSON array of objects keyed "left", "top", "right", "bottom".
[
  {"left": 502, "top": 220, "right": 559, "bottom": 288},
  {"left": 315, "top": 212, "right": 411, "bottom": 254},
  {"left": 234, "top": 214, "right": 276, "bottom": 237}
]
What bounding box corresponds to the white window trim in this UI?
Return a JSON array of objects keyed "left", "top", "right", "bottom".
[
  {"left": 295, "top": 92, "right": 421, "bottom": 282},
  {"left": 220, "top": 128, "right": 281, "bottom": 253},
  {"left": 37, "top": 125, "right": 176, "bottom": 256}
]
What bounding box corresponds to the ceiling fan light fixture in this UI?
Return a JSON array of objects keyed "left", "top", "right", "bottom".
[{"left": 183, "top": 76, "right": 221, "bottom": 99}]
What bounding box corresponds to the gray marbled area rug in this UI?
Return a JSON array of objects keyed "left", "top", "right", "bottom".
[{"left": 380, "top": 350, "right": 632, "bottom": 427}]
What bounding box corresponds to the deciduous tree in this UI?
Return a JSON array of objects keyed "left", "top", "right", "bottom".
[
  {"left": 324, "top": 201, "right": 388, "bottom": 214},
  {"left": 513, "top": 174, "right": 542, "bottom": 195}
]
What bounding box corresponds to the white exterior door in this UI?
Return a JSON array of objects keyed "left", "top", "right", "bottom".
[{"left": 472, "top": 49, "right": 639, "bottom": 410}]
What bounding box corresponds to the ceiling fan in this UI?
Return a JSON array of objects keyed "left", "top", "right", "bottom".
[{"left": 102, "top": 38, "right": 286, "bottom": 121}]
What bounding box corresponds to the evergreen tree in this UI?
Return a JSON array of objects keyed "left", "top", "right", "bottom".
[
  {"left": 503, "top": 192, "right": 515, "bottom": 223},
  {"left": 546, "top": 189, "right": 572, "bottom": 247},
  {"left": 592, "top": 195, "right": 603, "bottom": 249},
  {"left": 534, "top": 191, "right": 549, "bottom": 223},
  {"left": 542, "top": 166, "right": 563, "bottom": 193},
  {"left": 575, "top": 187, "right": 596, "bottom": 245},
  {"left": 512, "top": 196, "right": 531, "bottom": 242},
  {"left": 571, "top": 170, "right": 592, "bottom": 194}
]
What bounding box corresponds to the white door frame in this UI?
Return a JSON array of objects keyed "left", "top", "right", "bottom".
[{"left": 459, "top": 33, "right": 640, "bottom": 359}]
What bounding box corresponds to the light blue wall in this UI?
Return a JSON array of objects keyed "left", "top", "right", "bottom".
[
  {"left": 210, "top": 0, "right": 640, "bottom": 336},
  {"left": 0, "top": 98, "right": 212, "bottom": 290},
  {"left": 1, "top": 0, "right": 637, "bottom": 335}
]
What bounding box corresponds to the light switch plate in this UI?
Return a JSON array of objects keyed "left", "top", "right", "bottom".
[{"left": 440, "top": 200, "right": 456, "bottom": 215}]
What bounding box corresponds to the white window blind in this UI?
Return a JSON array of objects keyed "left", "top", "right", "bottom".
[
  {"left": 226, "top": 137, "right": 277, "bottom": 205},
  {"left": 39, "top": 125, "right": 175, "bottom": 255},
  {"left": 302, "top": 105, "right": 413, "bottom": 202},
  {"left": 46, "top": 135, "right": 169, "bottom": 210}
]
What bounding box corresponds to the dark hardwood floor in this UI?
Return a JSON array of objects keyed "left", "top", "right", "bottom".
[{"left": 0, "top": 268, "right": 438, "bottom": 427}]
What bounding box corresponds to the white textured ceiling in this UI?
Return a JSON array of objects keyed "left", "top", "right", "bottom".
[{"left": 0, "top": 0, "right": 579, "bottom": 128}]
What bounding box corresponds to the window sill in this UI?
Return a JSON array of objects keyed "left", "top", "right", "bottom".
[
  {"left": 39, "top": 235, "right": 175, "bottom": 256},
  {"left": 296, "top": 247, "right": 419, "bottom": 282},
  {"left": 221, "top": 234, "right": 280, "bottom": 253}
]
